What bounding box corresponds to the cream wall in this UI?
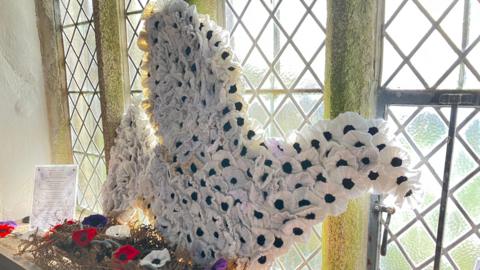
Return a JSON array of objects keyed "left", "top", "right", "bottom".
[{"left": 0, "top": 0, "right": 52, "bottom": 220}]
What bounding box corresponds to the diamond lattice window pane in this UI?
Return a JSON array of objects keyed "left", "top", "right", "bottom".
[
  {"left": 275, "top": 97, "right": 304, "bottom": 135},
  {"left": 380, "top": 241, "right": 412, "bottom": 269},
  {"left": 398, "top": 222, "right": 437, "bottom": 267},
  {"left": 442, "top": 107, "right": 480, "bottom": 269},
  {"left": 410, "top": 31, "right": 458, "bottom": 87},
  {"left": 60, "top": 0, "right": 106, "bottom": 214},
  {"left": 405, "top": 107, "right": 448, "bottom": 155},
  {"left": 126, "top": 0, "right": 150, "bottom": 13},
  {"left": 59, "top": 0, "right": 94, "bottom": 26},
  {"left": 447, "top": 235, "right": 480, "bottom": 269},
  {"left": 382, "top": 0, "right": 480, "bottom": 90},
  {"left": 126, "top": 12, "right": 145, "bottom": 92},
  {"left": 226, "top": 0, "right": 326, "bottom": 137},
  {"left": 226, "top": 0, "right": 327, "bottom": 268},
  {"left": 296, "top": 231, "right": 321, "bottom": 259},
  {"left": 442, "top": 199, "right": 471, "bottom": 247},
  {"left": 125, "top": 0, "right": 151, "bottom": 95},
  {"left": 381, "top": 106, "right": 480, "bottom": 269},
  {"left": 274, "top": 44, "right": 306, "bottom": 88},
  {"left": 273, "top": 224, "right": 322, "bottom": 270},
  {"left": 453, "top": 173, "right": 480, "bottom": 225},
  {"left": 380, "top": 105, "right": 451, "bottom": 269}
]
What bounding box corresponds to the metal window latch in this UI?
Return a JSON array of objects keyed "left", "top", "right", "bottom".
[{"left": 374, "top": 204, "right": 396, "bottom": 256}]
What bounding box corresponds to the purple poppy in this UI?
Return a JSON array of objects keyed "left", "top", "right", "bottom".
[
  {"left": 0, "top": 221, "right": 17, "bottom": 228},
  {"left": 81, "top": 214, "right": 108, "bottom": 228},
  {"left": 209, "top": 258, "right": 227, "bottom": 270}
]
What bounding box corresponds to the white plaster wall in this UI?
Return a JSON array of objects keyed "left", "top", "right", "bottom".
[{"left": 0, "top": 0, "right": 52, "bottom": 220}]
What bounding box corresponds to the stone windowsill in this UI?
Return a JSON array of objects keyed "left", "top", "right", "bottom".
[{"left": 0, "top": 237, "right": 41, "bottom": 270}]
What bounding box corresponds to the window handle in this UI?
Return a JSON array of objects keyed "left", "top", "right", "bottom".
[{"left": 374, "top": 204, "right": 396, "bottom": 256}]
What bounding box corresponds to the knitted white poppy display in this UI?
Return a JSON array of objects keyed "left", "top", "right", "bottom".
[
  {"left": 105, "top": 224, "right": 131, "bottom": 239},
  {"left": 101, "top": 0, "right": 422, "bottom": 268},
  {"left": 140, "top": 249, "right": 171, "bottom": 269}
]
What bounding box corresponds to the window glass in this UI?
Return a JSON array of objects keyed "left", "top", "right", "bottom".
[
  {"left": 60, "top": 0, "right": 106, "bottom": 213},
  {"left": 226, "top": 0, "right": 327, "bottom": 268},
  {"left": 380, "top": 106, "right": 480, "bottom": 269},
  {"left": 226, "top": 0, "right": 327, "bottom": 139},
  {"left": 382, "top": 0, "right": 480, "bottom": 90},
  {"left": 125, "top": 0, "right": 150, "bottom": 96}
]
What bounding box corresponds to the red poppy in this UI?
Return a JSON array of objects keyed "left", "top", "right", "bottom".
[
  {"left": 113, "top": 245, "right": 140, "bottom": 264},
  {"left": 72, "top": 228, "right": 97, "bottom": 247},
  {"left": 51, "top": 220, "right": 76, "bottom": 232},
  {"left": 0, "top": 224, "right": 14, "bottom": 238},
  {"left": 44, "top": 220, "right": 77, "bottom": 239}
]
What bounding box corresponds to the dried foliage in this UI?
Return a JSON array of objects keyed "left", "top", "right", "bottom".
[{"left": 17, "top": 220, "right": 200, "bottom": 270}]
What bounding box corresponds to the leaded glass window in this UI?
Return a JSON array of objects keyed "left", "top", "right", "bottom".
[
  {"left": 382, "top": 0, "right": 480, "bottom": 90},
  {"left": 375, "top": 1, "right": 480, "bottom": 269},
  {"left": 60, "top": 0, "right": 106, "bottom": 213},
  {"left": 225, "top": 0, "right": 326, "bottom": 269},
  {"left": 226, "top": 0, "right": 326, "bottom": 139},
  {"left": 57, "top": 0, "right": 480, "bottom": 268},
  {"left": 125, "top": 0, "right": 151, "bottom": 97}
]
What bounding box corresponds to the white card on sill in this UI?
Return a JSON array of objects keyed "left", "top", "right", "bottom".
[{"left": 30, "top": 165, "right": 78, "bottom": 231}]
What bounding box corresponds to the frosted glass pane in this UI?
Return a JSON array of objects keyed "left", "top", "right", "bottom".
[
  {"left": 381, "top": 105, "right": 449, "bottom": 269},
  {"left": 382, "top": 105, "right": 480, "bottom": 269},
  {"left": 459, "top": 109, "right": 480, "bottom": 157},
  {"left": 406, "top": 107, "right": 448, "bottom": 154},
  {"left": 425, "top": 200, "right": 471, "bottom": 246},
  {"left": 450, "top": 143, "right": 476, "bottom": 187},
  {"left": 397, "top": 223, "right": 436, "bottom": 266},
  {"left": 449, "top": 236, "right": 480, "bottom": 269},
  {"left": 454, "top": 173, "right": 480, "bottom": 224},
  {"left": 443, "top": 202, "right": 471, "bottom": 246},
  {"left": 379, "top": 242, "right": 412, "bottom": 270}
]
